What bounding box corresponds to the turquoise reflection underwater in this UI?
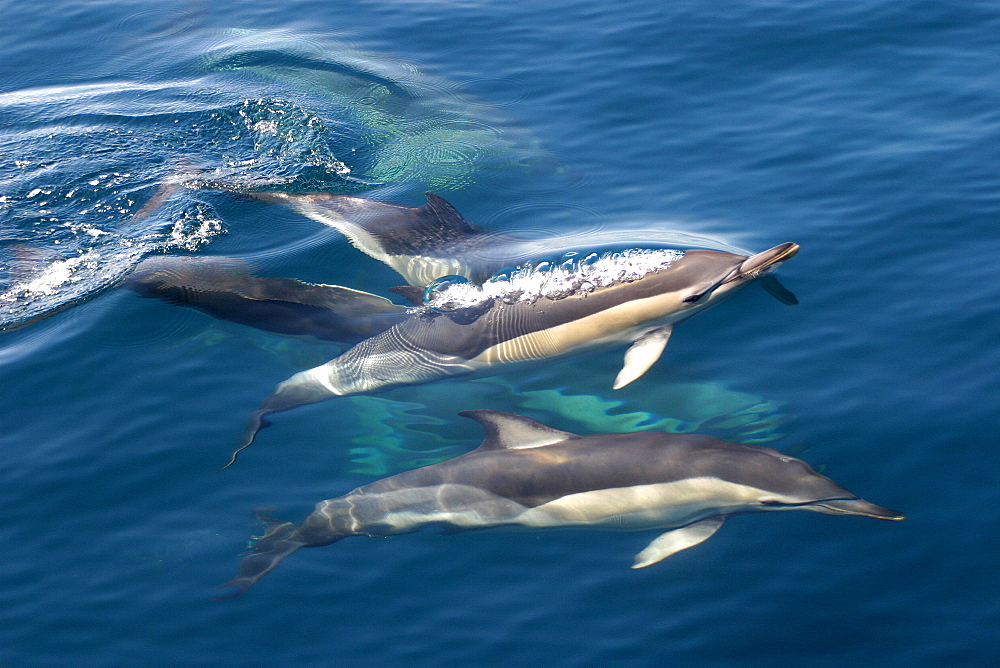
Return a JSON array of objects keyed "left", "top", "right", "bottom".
[
  {"left": 197, "top": 28, "right": 558, "bottom": 191},
  {"left": 0, "top": 29, "right": 558, "bottom": 331},
  {"left": 343, "top": 374, "right": 790, "bottom": 476}
]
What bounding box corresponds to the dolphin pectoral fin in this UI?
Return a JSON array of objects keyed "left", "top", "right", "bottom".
[
  {"left": 213, "top": 515, "right": 309, "bottom": 600},
  {"left": 759, "top": 275, "right": 799, "bottom": 306},
  {"left": 631, "top": 517, "right": 726, "bottom": 569},
  {"left": 613, "top": 326, "right": 673, "bottom": 390}
]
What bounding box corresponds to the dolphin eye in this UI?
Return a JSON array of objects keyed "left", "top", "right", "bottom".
[
  {"left": 760, "top": 499, "right": 784, "bottom": 506},
  {"left": 683, "top": 294, "right": 702, "bottom": 303}
]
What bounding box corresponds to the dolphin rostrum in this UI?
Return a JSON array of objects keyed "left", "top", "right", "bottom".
[
  {"left": 216, "top": 410, "right": 902, "bottom": 597},
  {"left": 225, "top": 241, "right": 799, "bottom": 467}
]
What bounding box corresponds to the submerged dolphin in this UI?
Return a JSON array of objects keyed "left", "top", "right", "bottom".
[
  {"left": 216, "top": 410, "right": 902, "bottom": 597},
  {"left": 225, "top": 239, "right": 799, "bottom": 467},
  {"left": 124, "top": 256, "right": 407, "bottom": 344}
]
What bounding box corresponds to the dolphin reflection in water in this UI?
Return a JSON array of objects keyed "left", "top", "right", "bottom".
[{"left": 216, "top": 410, "right": 901, "bottom": 598}]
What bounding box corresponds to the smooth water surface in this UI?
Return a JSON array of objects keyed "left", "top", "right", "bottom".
[{"left": 1, "top": 1, "right": 998, "bottom": 665}]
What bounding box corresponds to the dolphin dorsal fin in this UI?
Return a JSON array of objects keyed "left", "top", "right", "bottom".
[
  {"left": 388, "top": 285, "right": 425, "bottom": 305},
  {"left": 459, "top": 410, "right": 575, "bottom": 450},
  {"left": 422, "top": 192, "right": 480, "bottom": 232}
]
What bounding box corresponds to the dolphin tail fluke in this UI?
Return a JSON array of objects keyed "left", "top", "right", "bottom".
[
  {"left": 213, "top": 508, "right": 315, "bottom": 600},
  {"left": 219, "top": 373, "right": 340, "bottom": 471},
  {"left": 217, "top": 409, "right": 275, "bottom": 471}
]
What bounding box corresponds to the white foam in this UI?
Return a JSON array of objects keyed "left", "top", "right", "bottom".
[
  {"left": 5, "top": 251, "right": 102, "bottom": 299},
  {"left": 419, "top": 248, "right": 685, "bottom": 312}
]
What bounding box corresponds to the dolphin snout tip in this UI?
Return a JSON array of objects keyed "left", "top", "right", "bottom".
[
  {"left": 739, "top": 242, "right": 800, "bottom": 277},
  {"left": 816, "top": 498, "right": 904, "bottom": 521}
]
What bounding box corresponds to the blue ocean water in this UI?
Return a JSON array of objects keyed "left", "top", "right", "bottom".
[{"left": 1, "top": 0, "right": 998, "bottom": 665}]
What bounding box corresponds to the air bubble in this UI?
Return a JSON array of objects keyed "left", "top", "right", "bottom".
[
  {"left": 423, "top": 275, "right": 472, "bottom": 311},
  {"left": 559, "top": 251, "right": 578, "bottom": 272}
]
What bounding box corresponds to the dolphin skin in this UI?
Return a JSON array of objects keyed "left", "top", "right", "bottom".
[
  {"left": 217, "top": 410, "right": 901, "bottom": 597},
  {"left": 250, "top": 192, "right": 515, "bottom": 286},
  {"left": 124, "top": 256, "right": 407, "bottom": 344},
  {"left": 226, "top": 239, "right": 799, "bottom": 466}
]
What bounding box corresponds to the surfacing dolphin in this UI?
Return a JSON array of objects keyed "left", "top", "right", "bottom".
[
  {"left": 124, "top": 255, "right": 407, "bottom": 344},
  {"left": 216, "top": 410, "right": 902, "bottom": 598},
  {"left": 224, "top": 238, "right": 799, "bottom": 467}
]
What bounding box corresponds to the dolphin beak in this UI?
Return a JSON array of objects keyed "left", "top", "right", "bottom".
[
  {"left": 813, "top": 497, "right": 904, "bottom": 520},
  {"left": 735, "top": 242, "right": 800, "bottom": 280}
]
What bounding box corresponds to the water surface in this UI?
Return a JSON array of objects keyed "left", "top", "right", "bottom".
[{"left": 1, "top": 1, "right": 998, "bottom": 665}]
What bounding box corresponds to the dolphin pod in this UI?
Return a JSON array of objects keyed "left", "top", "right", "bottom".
[
  {"left": 216, "top": 410, "right": 902, "bottom": 598},
  {"left": 225, "top": 230, "right": 799, "bottom": 467}
]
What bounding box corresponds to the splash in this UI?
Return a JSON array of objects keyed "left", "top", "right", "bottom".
[
  {"left": 419, "top": 248, "right": 685, "bottom": 312},
  {"left": 0, "top": 93, "right": 362, "bottom": 330}
]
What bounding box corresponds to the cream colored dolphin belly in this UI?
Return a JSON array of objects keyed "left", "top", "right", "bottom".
[
  {"left": 514, "top": 478, "right": 769, "bottom": 528},
  {"left": 471, "top": 290, "right": 689, "bottom": 365}
]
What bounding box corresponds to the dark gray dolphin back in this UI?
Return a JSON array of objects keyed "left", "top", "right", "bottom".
[
  {"left": 252, "top": 192, "right": 517, "bottom": 283},
  {"left": 124, "top": 255, "right": 407, "bottom": 343},
  {"left": 351, "top": 412, "right": 854, "bottom": 510}
]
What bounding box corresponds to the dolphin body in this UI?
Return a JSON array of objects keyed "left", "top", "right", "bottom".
[
  {"left": 225, "top": 237, "right": 799, "bottom": 466},
  {"left": 217, "top": 410, "right": 902, "bottom": 597},
  {"left": 249, "top": 191, "right": 516, "bottom": 286},
  {"left": 124, "top": 255, "right": 407, "bottom": 344}
]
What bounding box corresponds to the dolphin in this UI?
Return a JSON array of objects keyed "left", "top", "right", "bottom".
[
  {"left": 247, "top": 191, "right": 516, "bottom": 286},
  {"left": 224, "top": 240, "right": 799, "bottom": 467},
  {"left": 239, "top": 191, "right": 796, "bottom": 300},
  {"left": 216, "top": 410, "right": 902, "bottom": 597},
  {"left": 124, "top": 255, "right": 407, "bottom": 344}
]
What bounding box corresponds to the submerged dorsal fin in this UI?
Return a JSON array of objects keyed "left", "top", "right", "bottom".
[
  {"left": 459, "top": 410, "right": 575, "bottom": 450},
  {"left": 388, "top": 285, "right": 425, "bottom": 306},
  {"left": 422, "top": 192, "right": 476, "bottom": 233}
]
